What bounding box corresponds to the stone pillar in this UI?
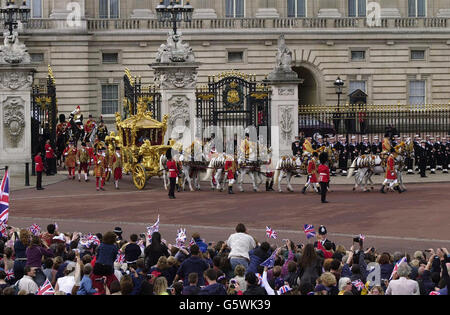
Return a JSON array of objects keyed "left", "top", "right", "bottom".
[
  {"left": 150, "top": 31, "right": 200, "bottom": 147},
  {"left": 151, "top": 63, "right": 199, "bottom": 146},
  {"left": 0, "top": 66, "right": 35, "bottom": 175},
  {"left": 265, "top": 35, "right": 303, "bottom": 162}
]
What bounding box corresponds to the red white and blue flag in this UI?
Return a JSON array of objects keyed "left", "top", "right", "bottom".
[
  {"left": 278, "top": 285, "right": 292, "bottom": 295},
  {"left": 304, "top": 224, "right": 316, "bottom": 239},
  {"left": 147, "top": 215, "right": 160, "bottom": 243},
  {"left": 390, "top": 257, "right": 407, "bottom": 280},
  {"left": 352, "top": 280, "right": 365, "bottom": 291},
  {"left": 0, "top": 169, "right": 10, "bottom": 236},
  {"left": 137, "top": 240, "right": 145, "bottom": 252},
  {"left": 115, "top": 250, "right": 125, "bottom": 264},
  {"left": 260, "top": 249, "right": 277, "bottom": 268},
  {"left": 189, "top": 238, "right": 196, "bottom": 247},
  {"left": 429, "top": 291, "right": 441, "bottom": 295},
  {"left": 29, "top": 224, "right": 41, "bottom": 236},
  {"left": 265, "top": 226, "right": 278, "bottom": 239},
  {"left": 6, "top": 269, "right": 14, "bottom": 281},
  {"left": 37, "top": 278, "right": 55, "bottom": 295},
  {"left": 176, "top": 228, "right": 187, "bottom": 247}
]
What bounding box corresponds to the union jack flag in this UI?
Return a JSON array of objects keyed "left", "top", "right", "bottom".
[
  {"left": 304, "top": 224, "right": 316, "bottom": 239},
  {"left": 37, "top": 278, "right": 55, "bottom": 295},
  {"left": 265, "top": 226, "right": 278, "bottom": 239},
  {"left": 390, "top": 257, "right": 407, "bottom": 280},
  {"left": 176, "top": 228, "right": 187, "bottom": 247},
  {"left": 359, "top": 234, "right": 365, "bottom": 241},
  {"left": 0, "top": 169, "right": 10, "bottom": 236},
  {"left": 429, "top": 291, "right": 441, "bottom": 295},
  {"left": 87, "top": 234, "right": 100, "bottom": 246},
  {"left": 260, "top": 249, "right": 277, "bottom": 268},
  {"left": 115, "top": 250, "right": 125, "bottom": 264},
  {"left": 147, "top": 215, "right": 160, "bottom": 243},
  {"left": 278, "top": 285, "right": 292, "bottom": 295},
  {"left": 189, "top": 238, "right": 196, "bottom": 247},
  {"left": 352, "top": 280, "right": 365, "bottom": 291},
  {"left": 5, "top": 269, "right": 14, "bottom": 281},
  {"left": 29, "top": 224, "right": 41, "bottom": 236},
  {"left": 54, "top": 222, "right": 59, "bottom": 231}
]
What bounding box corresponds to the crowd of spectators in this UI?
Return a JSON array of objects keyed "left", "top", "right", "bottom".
[{"left": 0, "top": 222, "right": 448, "bottom": 296}]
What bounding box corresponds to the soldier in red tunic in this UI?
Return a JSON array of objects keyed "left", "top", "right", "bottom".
[
  {"left": 84, "top": 114, "right": 97, "bottom": 141},
  {"left": 94, "top": 146, "right": 107, "bottom": 191},
  {"left": 166, "top": 150, "right": 178, "bottom": 199},
  {"left": 112, "top": 146, "right": 123, "bottom": 190},
  {"left": 76, "top": 142, "right": 90, "bottom": 182},
  {"left": 381, "top": 148, "right": 403, "bottom": 194},
  {"left": 224, "top": 155, "right": 237, "bottom": 194},
  {"left": 44, "top": 140, "right": 56, "bottom": 176},
  {"left": 34, "top": 150, "right": 44, "bottom": 190},
  {"left": 302, "top": 152, "right": 320, "bottom": 194},
  {"left": 63, "top": 142, "right": 77, "bottom": 180},
  {"left": 318, "top": 152, "right": 330, "bottom": 203}
]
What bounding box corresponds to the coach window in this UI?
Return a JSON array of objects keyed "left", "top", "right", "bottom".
[
  {"left": 287, "top": 0, "right": 306, "bottom": 18},
  {"left": 99, "top": 0, "right": 120, "bottom": 19},
  {"left": 225, "top": 0, "right": 245, "bottom": 18},
  {"left": 348, "top": 0, "right": 366, "bottom": 17},
  {"left": 408, "top": 0, "right": 426, "bottom": 17}
]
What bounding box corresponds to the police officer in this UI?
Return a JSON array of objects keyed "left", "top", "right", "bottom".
[{"left": 314, "top": 225, "right": 336, "bottom": 252}]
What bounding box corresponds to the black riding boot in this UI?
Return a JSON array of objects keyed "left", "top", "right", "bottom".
[
  {"left": 266, "top": 181, "right": 270, "bottom": 191},
  {"left": 228, "top": 186, "right": 234, "bottom": 194},
  {"left": 302, "top": 186, "right": 307, "bottom": 194},
  {"left": 380, "top": 185, "right": 386, "bottom": 194},
  {"left": 269, "top": 180, "right": 274, "bottom": 191}
]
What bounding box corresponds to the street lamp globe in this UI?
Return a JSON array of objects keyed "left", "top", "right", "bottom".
[
  {"left": 183, "top": 1, "right": 194, "bottom": 22},
  {"left": 156, "top": 1, "right": 167, "bottom": 22},
  {"left": 334, "top": 76, "right": 344, "bottom": 95}
]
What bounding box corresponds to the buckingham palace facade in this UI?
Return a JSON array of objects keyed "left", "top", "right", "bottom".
[{"left": 16, "top": 0, "right": 450, "bottom": 125}]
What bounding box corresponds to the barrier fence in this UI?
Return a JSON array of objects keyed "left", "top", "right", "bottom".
[{"left": 298, "top": 104, "right": 450, "bottom": 141}]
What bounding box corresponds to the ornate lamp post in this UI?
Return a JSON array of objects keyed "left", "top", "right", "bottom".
[
  {"left": 155, "top": 0, "right": 194, "bottom": 36},
  {"left": 0, "top": 0, "right": 30, "bottom": 36},
  {"left": 333, "top": 76, "right": 345, "bottom": 137}
]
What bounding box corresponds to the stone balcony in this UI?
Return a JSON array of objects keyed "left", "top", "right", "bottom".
[{"left": 21, "top": 17, "right": 449, "bottom": 33}]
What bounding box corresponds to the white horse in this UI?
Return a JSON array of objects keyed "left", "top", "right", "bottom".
[
  {"left": 203, "top": 153, "right": 227, "bottom": 191},
  {"left": 159, "top": 154, "right": 169, "bottom": 190},
  {"left": 178, "top": 152, "right": 206, "bottom": 192},
  {"left": 236, "top": 159, "right": 264, "bottom": 192},
  {"left": 347, "top": 153, "right": 406, "bottom": 192},
  {"left": 273, "top": 156, "right": 304, "bottom": 193}
]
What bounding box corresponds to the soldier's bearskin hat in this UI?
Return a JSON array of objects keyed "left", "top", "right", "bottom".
[
  {"left": 59, "top": 114, "right": 66, "bottom": 123},
  {"left": 319, "top": 152, "right": 328, "bottom": 164}
]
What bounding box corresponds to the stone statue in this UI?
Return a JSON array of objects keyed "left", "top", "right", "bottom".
[
  {"left": 267, "top": 34, "right": 298, "bottom": 81},
  {"left": 0, "top": 31, "right": 31, "bottom": 65},
  {"left": 276, "top": 35, "right": 293, "bottom": 72},
  {"left": 156, "top": 31, "right": 195, "bottom": 63}
]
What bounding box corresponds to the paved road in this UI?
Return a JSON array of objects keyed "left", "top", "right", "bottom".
[{"left": 7, "top": 175, "right": 450, "bottom": 255}]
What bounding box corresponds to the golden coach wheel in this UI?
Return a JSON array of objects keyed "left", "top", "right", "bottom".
[{"left": 133, "top": 163, "right": 147, "bottom": 190}]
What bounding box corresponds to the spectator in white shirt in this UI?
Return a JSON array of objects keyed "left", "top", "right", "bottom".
[
  {"left": 226, "top": 223, "right": 256, "bottom": 271},
  {"left": 18, "top": 266, "right": 38, "bottom": 294},
  {"left": 386, "top": 263, "right": 420, "bottom": 295}
]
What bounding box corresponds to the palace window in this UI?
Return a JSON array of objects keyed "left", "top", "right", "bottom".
[
  {"left": 101, "top": 84, "right": 119, "bottom": 115},
  {"left": 411, "top": 49, "right": 425, "bottom": 60},
  {"left": 227, "top": 51, "right": 244, "bottom": 63},
  {"left": 351, "top": 50, "right": 366, "bottom": 61},
  {"left": 349, "top": 80, "right": 366, "bottom": 94},
  {"left": 99, "top": 0, "right": 119, "bottom": 19},
  {"left": 408, "top": 0, "right": 426, "bottom": 17},
  {"left": 409, "top": 80, "right": 426, "bottom": 105},
  {"left": 24, "top": 0, "right": 42, "bottom": 18},
  {"left": 287, "top": 0, "right": 306, "bottom": 18},
  {"left": 102, "top": 52, "right": 118, "bottom": 64},
  {"left": 348, "top": 0, "right": 366, "bottom": 17},
  {"left": 30, "top": 53, "right": 44, "bottom": 63},
  {"left": 225, "top": 0, "right": 245, "bottom": 18}
]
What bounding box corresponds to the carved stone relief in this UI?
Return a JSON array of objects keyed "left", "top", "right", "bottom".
[
  {"left": 279, "top": 105, "right": 294, "bottom": 145},
  {"left": 3, "top": 96, "right": 25, "bottom": 148}
]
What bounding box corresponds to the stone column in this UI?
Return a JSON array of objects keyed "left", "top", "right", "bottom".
[
  {"left": 0, "top": 66, "right": 35, "bottom": 175},
  {"left": 265, "top": 35, "right": 303, "bottom": 162},
  {"left": 151, "top": 63, "right": 199, "bottom": 146},
  {"left": 150, "top": 31, "right": 200, "bottom": 147}
]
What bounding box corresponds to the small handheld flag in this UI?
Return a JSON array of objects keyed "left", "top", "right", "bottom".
[
  {"left": 29, "top": 224, "right": 41, "bottom": 236},
  {"left": 0, "top": 169, "right": 10, "bottom": 236},
  {"left": 37, "top": 279, "right": 55, "bottom": 295},
  {"left": 147, "top": 215, "right": 160, "bottom": 243},
  {"left": 390, "top": 257, "right": 407, "bottom": 280},
  {"left": 265, "top": 226, "right": 278, "bottom": 239},
  {"left": 260, "top": 250, "right": 277, "bottom": 268},
  {"left": 304, "top": 224, "right": 316, "bottom": 239}
]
